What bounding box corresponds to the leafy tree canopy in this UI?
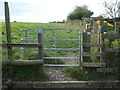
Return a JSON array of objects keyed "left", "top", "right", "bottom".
[{"left": 67, "top": 5, "right": 94, "bottom": 20}]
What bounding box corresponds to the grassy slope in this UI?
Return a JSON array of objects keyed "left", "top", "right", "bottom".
[
  {"left": 2, "top": 22, "right": 63, "bottom": 43},
  {"left": 2, "top": 22, "right": 82, "bottom": 43},
  {"left": 2, "top": 22, "right": 83, "bottom": 60}
]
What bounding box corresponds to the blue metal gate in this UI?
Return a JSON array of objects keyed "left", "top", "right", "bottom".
[
  {"left": 42, "top": 29, "right": 81, "bottom": 66},
  {"left": 20, "top": 29, "right": 81, "bottom": 66}
]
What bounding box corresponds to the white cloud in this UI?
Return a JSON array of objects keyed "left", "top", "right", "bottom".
[{"left": 1, "top": 0, "right": 115, "bottom": 22}]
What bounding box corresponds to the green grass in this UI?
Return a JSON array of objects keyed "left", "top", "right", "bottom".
[
  {"left": 2, "top": 22, "right": 65, "bottom": 43},
  {"left": 2, "top": 64, "right": 48, "bottom": 81},
  {"left": 2, "top": 22, "right": 82, "bottom": 60},
  {"left": 64, "top": 67, "right": 118, "bottom": 81},
  {"left": 13, "top": 65, "right": 48, "bottom": 81}
]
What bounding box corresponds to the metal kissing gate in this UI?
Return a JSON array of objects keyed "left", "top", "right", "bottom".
[
  {"left": 43, "top": 29, "right": 81, "bottom": 66},
  {"left": 21, "top": 29, "right": 81, "bottom": 66}
]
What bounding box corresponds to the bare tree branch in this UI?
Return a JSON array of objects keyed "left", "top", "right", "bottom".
[{"left": 102, "top": 0, "right": 119, "bottom": 20}]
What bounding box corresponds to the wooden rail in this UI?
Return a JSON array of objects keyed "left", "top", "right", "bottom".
[
  {"left": 82, "top": 62, "right": 106, "bottom": 67},
  {"left": 83, "top": 43, "right": 103, "bottom": 47},
  {"left": 97, "top": 68, "right": 114, "bottom": 73},
  {"left": 104, "top": 48, "right": 120, "bottom": 52},
  {"left": 2, "top": 60, "right": 43, "bottom": 65},
  {"left": 102, "top": 33, "right": 120, "bottom": 39},
  {"left": 1, "top": 43, "right": 43, "bottom": 61},
  {"left": 83, "top": 52, "right": 101, "bottom": 57},
  {"left": 0, "top": 43, "right": 42, "bottom": 47}
]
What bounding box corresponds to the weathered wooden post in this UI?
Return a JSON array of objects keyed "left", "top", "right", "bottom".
[
  {"left": 116, "top": 18, "right": 120, "bottom": 34},
  {"left": 38, "top": 32, "right": 43, "bottom": 61},
  {"left": 100, "top": 19, "right": 106, "bottom": 65},
  {"left": 82, "top": 24, "right": 91, "bottom": 62},
  {"left": 82, "top": 24, "right": 91, "bottom": 73},
  {"left": 116, "top": 19, "right": 120, "bottom": 81},
  {"left": 4, "top": 2, "right": 14, "bottom": 78},
  {"left": 4, "top": 2, "right": 12, "bottom": 61}
]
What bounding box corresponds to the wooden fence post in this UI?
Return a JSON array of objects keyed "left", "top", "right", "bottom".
[
  {"left": 82, "top": 33, "right": 91, "bottom": 62},
  {"left": 100, "top": 19, "right": 106, "bottom": 65},
  {"left": 116, "top": 22, "right": 120, "bottom": 80},
  {"left": 38, "top": 33, "right": 43, "bottom": 60},
  {"left": 116, "top": 22, "right": 120, "bottom": 34},
  {"left": 4, "top": 2, "right": 12, "bottom": 61}
]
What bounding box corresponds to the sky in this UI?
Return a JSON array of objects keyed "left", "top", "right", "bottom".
[{"left": 0, "top": 0, "right": 115, "bottom": 23}]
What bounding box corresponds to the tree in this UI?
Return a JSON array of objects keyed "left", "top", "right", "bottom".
[
  {"left": 118, "top": 1, "right": 120, "bottom": 17},
  {"left": 102, "top": 0, "right": 120, "bottom": 47},
  {"left": 102, "top": 0, "right": 120, "bottom": 20},
  {"left": 67, "top": 5, "right": 94, "bottom": 20}
]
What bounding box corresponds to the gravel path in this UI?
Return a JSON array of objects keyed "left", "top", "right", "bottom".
[
  {"left": 44, "top": 51, "right": 78, "bottom": 81},
  {"left": 64, "top": 51, "right": 78, "bottom": 65},
  {"left": 44, "top": 67, "right": 78, "bottom": 81}
]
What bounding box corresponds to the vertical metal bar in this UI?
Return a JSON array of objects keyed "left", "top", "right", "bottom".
[
  {"left": 42, "top": 29, "right": 44, "bottom": 63},
  {"left": 4, "top": 2, "right": 12, "bottom": 61},
  {"left": 25, "top": 31, "right": 28, "bottom": 43},
  {"left": 78, "top": 30, "right": 81, "bottom": 65},
  {"left": 81, "top": 33, "right": 83, "bottom": 62},
  {"left": 24, "top": 31, "right": 28, "bottom": 54},
  {"left": 54, "top": 30, "right": 57, "bottom": 64}
]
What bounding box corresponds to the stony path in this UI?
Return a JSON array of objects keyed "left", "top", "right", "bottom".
[
  {"left": 64, "top": 51, "right": 78, "bottom": 65},
  {"left": 43, "top": 51, "right": 78, "bottom": 81},
  {"left": 44, "top": 67, "right": 78, "bottom": 81}
]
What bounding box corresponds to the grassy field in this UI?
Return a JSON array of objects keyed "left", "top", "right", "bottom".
[
  {"left": 2, "top": 22, "right": 82, "bottom": 42},
  {"left": 2, "top": 22, "right": 67, "bottom": 43},
  {"left": 2, "top": 22, "right": 83, "bottom": 60}
]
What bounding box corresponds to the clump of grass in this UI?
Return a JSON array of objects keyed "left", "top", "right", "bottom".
[
  {"left": 2, "top": 64, "right": 48, "bottom": 81},
  {"left": 14, "top": 65, "right": 48, "bottom": 81},
  {"left": 64, "top": 67, "right": 118, "bottom": 81}
]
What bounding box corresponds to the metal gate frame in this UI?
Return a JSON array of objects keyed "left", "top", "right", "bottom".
[
  {"left": 42, "top": 29, "right": 81, "bottom": 66},
  {"left": 20, "top": 29, "right": 81, "bottom": 67}
]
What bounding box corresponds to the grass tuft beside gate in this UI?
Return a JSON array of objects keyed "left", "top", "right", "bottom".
[
  {"left": 63, "top": 66, "right": 118, "bottom": 81},
  {"left": 2, "top": 64, "right": 48, "bottom": 81}
]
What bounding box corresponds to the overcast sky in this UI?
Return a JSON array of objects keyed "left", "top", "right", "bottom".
[{"left": 0, "top": 0, "right": 116, "bottom": 23}]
